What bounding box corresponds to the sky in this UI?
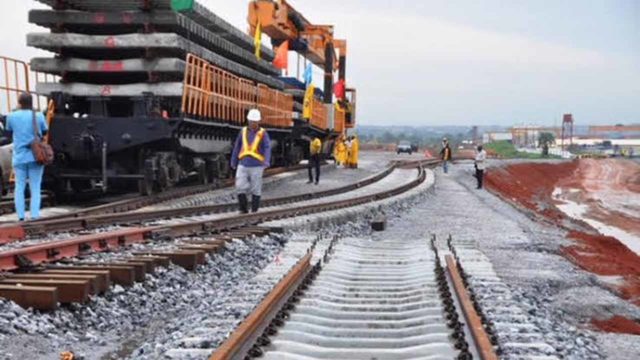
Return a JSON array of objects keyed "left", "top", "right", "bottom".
[{"left": 1, "top": 0, "right": 639, "bottom": 127}]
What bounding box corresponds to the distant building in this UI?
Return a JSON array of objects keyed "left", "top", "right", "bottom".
[
  {"left": 588, "top": 125, "right": 640, "bottom": 139},
  {"left": 482, "top": 132, "right": 512, "bottom": 144},
  {"left": 510, "top": 126, "right": 561, "bottom": 148}
]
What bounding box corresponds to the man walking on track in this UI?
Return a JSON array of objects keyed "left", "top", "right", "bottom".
[
  {"left": 475, "top": 145, "right": 487, "bottom": 189},
  {"left": 231, "top": 109, "right": 271, "bottom": 213},
  {"left": 6, "top": 92, "right": 48, "bottom": 221},
  {"left": 308, "top": 137, "right": 322, "bottom": 185}
]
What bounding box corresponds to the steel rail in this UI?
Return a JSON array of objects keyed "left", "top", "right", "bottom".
[
  {"left": 0, "top": 165, "right": 427, "bottom": 271},
  {"left": 208, "top": 227, "right": 486, "bottom": 360},
  {"left": 18, "top": 161, "right": 408, "bottom": 236},
  {"left": 0, "top": 164, "right": 315, "bottom": 243},
  {"left": 34, "top": 164, "right": 309, "bottom": 221},
  {"left": 446, "top": 254, "right": 499, "bottom": 360},
  {"left": 210, "top": 253, "right": 312, "bottom": 360}
]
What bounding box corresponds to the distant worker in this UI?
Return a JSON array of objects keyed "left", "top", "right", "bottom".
[
  {"left": 308, "top": 137, "right": 322, "bottom": 185},
  {"left": 345, "top": 136, "right": 353, "bottom": 168},
  {"left": 440, "top": 138, "right": 452, "bottom": 173},
  {"left": 349, "top": 135, "right": 360, "bottom": 169},
  {"left": 231, "top": 109, "right": 271, "bottom": 213},
  {"left": 6, "top": 92, "right": 48, "bottom": 221},
  {"left": 474, "top": 145, "right": 487, "bottom": 189},
  {"left": 334, "top": 136, "right": 347, "bottom": 166}
]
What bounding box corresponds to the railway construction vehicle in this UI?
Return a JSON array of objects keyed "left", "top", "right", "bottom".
[{"left": 25, "top": 0, "right": 356, "bottom": 195}]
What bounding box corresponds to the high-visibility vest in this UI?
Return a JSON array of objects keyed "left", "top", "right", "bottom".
[
  {"left": 310, "top": 138, "right": 322, "bottom": 155},
  {"left": 239, "top": 127, "right": 266, "bottom": 162}
]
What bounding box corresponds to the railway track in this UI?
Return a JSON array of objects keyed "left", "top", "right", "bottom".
[
  {"left": 0, "top": 164, "right": 308, "bottom": 226},
  {"left": 0, "top": 163, "right": 433, "bottom": 311},
  {"left": 0, "top": 161, "right": 419, "bottom": 244},
  {"left": 207, "top": 235, "right": 498, "bottom": 360}
]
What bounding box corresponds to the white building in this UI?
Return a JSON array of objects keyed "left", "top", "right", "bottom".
[{"left": 482, "top": 132, "right": 512, "bottom": 144}]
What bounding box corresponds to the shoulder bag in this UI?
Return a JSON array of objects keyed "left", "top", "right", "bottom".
[{"left": 30, "top": 110, "right": 54, "bottom": 165}]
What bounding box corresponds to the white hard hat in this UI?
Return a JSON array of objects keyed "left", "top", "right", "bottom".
[{"left": 247, "top": 109, "right": 262, "bottom": 122}]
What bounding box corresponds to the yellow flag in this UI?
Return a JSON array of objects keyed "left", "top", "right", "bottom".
[
  {"left": 254, "top": 21, "right": 262, "bottom": 60},
  {"left": 303, "top": 85, "right": 315, "bottom": 119}
]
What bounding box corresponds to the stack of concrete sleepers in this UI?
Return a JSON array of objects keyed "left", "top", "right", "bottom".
[
  {"left": 30, "top": 0, "right": 281, "bottom": 99},
  {"left": 35, "top": 0, "right": 274, "bottom": 59}
]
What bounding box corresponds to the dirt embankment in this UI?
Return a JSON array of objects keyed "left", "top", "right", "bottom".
[
  {"left": 484, "top": 161, "right": 579, "bottom": 222},
  {"left": 486, "top": 159, "right": 640, "bottom": 334}
]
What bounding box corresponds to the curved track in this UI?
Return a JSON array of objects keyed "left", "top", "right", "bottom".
[
  {"left": 0, "top": 161, "right": 419, "bottom": 244},
  {"left": 0, "top": 163, "right": 430, "bottom": 294}
]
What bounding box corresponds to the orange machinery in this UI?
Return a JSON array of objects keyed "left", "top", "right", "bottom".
[{"left": 248, "top": 0, "right": 356, "bottom": 133}]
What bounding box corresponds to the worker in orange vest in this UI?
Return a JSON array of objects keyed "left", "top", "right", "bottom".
[{"left": 230, "top": 109, "right": 271, "bottom": 213}]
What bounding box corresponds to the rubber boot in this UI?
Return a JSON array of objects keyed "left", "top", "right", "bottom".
[
  {"left": 251, "top": 195, "right": 261, "bottom": 213},
  {"left": 238, "top": 194, "right": 249, "bottom": 214}
]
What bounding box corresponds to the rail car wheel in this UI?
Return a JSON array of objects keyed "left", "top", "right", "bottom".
[
  {"left": 139, "top": 158, "right": 156, "bottom": 196},
  {"left": 138, "top": 177, "right": 155, "bottom": 196},
  {"left": 197, "top": 162, "right": 209, "bottom": 185}
]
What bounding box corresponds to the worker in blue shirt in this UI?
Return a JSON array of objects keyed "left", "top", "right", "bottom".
[
  {"left": 5, "top": 93, "right": 48, "bottom": 221},
  {"left": 230, "top": 109, "right": 271, "bottom": 213}
]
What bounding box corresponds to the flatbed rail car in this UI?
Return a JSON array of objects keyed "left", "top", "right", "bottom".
[{"left": 28, "top": 1, "right": 354, "bottom": 195}]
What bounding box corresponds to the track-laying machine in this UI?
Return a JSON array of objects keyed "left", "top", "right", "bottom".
[{"left": 26, "top": 0, "right": 356, "bottom": 195}]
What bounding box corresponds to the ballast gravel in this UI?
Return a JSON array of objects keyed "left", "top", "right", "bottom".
[{"left": 0, "top": 236, "right": 283, "bottom": 360}]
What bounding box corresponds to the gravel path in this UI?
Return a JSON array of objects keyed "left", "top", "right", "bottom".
[{"left": 372, "top": 161, "right": 640, "bottom": 359}]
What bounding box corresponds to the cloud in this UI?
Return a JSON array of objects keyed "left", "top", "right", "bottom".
[
  {"left": 1, "top": 0, "right": 638, "bottom": 126},
  {"left": 317, "top": 11, "right": 629, "bottom": 71}
]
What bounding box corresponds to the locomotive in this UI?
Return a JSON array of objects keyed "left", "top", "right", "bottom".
[{"left": 27, "top": 0, "right": 356, "bottom": 195}]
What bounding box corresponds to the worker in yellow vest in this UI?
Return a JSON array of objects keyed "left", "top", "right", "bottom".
[
  {"left": 230, "top": 109, "right": 271, "bottom": 213},
  {"left": 349, "top": 135, "right": 359, "bottom": 169},
  {"left": 334, "top": 136, "right": 347, "bottom": 167},
  {"left": 345, "top": 136, "right": 353, "bottom": 167},
  {"left": 308, "top": 137, "right": 322, "bottom": 185}
]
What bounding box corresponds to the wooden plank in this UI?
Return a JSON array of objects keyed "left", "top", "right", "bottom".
[
  {"left": 179, "top": 243, "right": 220, "bottom": 254},
  {"left": 74, "top": 262, "right": 146, "bottom": 282},
  {"left": 133, "top": 250, "right": 201, "bottom": 270},
  {"left": 130, "top": 255, "right": 171, "bottom": 267},
  {"left": 6, "top": 273, "right": 101, "bottom": 294},
  {"left": 0, "top": 279, "right": 90, "bottom": 304},
  {"left": 40, "top": 269, "right": 110, "bottom": 293},
  {"left": 49, "top": 265, "right": 135, "bottom": 287},
  {"left": 0, "top": 285, "right": 58, "bottom": 311}
]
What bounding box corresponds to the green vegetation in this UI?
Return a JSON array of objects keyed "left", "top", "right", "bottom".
[
  {"left": 484, "top": 141, "right": 559, "bottom": 159},
  {"left": 538, "top": 132, "right": 556, "bottom": 157}
]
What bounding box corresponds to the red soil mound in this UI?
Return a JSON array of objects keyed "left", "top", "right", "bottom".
[
  {"left": 591, "top": 316, "right": 640, "bottom": 335},
  {"left": 487, "top": 160, "right": 640, "bottom": 315},
  {"left": 563, "top": 231, "right": 640, "bottom": 276},
  {"left": 485, "top": 161, "right": 579, "bottom": 222}
]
